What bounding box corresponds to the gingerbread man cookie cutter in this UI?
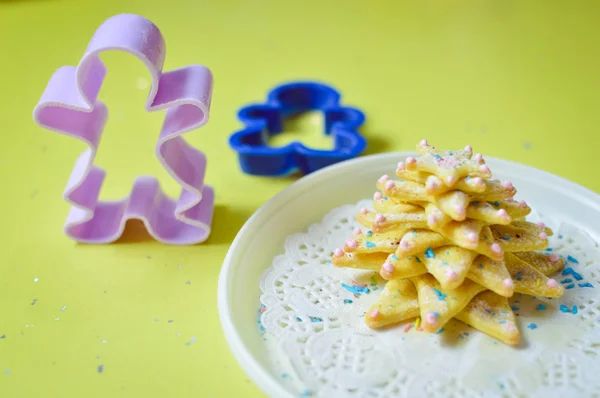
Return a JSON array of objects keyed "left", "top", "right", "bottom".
[
  {"left": 229, "top": 81, "right": 366, "bottom": 176},
  {"left": 33, "top": 14, "right": 214, "bottom": 245}
]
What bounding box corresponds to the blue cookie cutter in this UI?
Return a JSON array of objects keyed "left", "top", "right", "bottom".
[{"left": 229, "top": 81, "right": 366, "bottom": 176}]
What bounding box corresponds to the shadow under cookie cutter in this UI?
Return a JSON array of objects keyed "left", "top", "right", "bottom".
[
  {"left": 33, "top": 14, "right": 214, "bottom": 245},
  {"left": 229, "top": 81, "right": 366, "bottom": 176}
]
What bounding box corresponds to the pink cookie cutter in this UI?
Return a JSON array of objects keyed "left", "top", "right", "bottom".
[{"left": 33, "top": 14, "right": 214, "bottom": 245}]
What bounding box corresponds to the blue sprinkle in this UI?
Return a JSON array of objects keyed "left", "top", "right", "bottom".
[
  {"left": 559, "top": 305, "right": 570, "bottom": 313},
  {"left": 561, "top": 278, "right": 573, "bottom": 284},
  {"left": 97, "top": 365, "right": 104, "bottom": 374},
  {"left": 433, "top": 288, "right": 447, "bottom": 301},
  {"left": 493, "top": 201, "right": 500, "bottom": 207},
  {"left": 365, "top": 241, "right": 376, "bottom": 248},
  {"left": 344, "top": 299, "right": 353, "bottom": 304},
  {"left": 527, "top": 323, "right": 537, "bottom": 330},
  {"left": 471, "top": 201, "right": 480, "bottom": 206},
  {"left": 572, "top": 305, "right": 578, "bottom": 314},
  {"left": 562, "top": 267, "right": 582, "bottom": 280},
  {"left": 415, "top": 257, "right": 422, "bottom": 263},
  {"left": 435, "top": 328, "right": 445, "bottom": 334},
  {"left": 296, "top": 317, "right": 302, "bottom": 322},
  {"left": 391, "top": 254, "right": 398, "bottom": 261},
  {"left": 300, "top": 389, "right": 313, "bottom": 397},
  {"left": 425, "top": 248, "right": 435, "bottom": 258},
  {"left": 546, "top": 248, "right": 553, "bottom": 252},
  {"left": 536, "top": 304, "right": 547, "bottom": 311},
  {"left": 366, "top": 231, "right": 372, "bottom": 237},
  {"left": 567, "top": 255, "right": 579, "bottom": 264},
  {"left": 566, "top": 283, "right": 575, "bottom": 290},
  {"left": 511, "top": 305, "right": 520, "bottom": 311},
  {"left": 515, "top": 275, "right": 522, "bottom": 281},
  {"left": 341, "top": 283, "right": 370, "bottom": 295},
  {"left": 479, "top": 263, "right": 483, "bottom": 268},
  {"left": 558, "top": 234, "right": 563, "bottom": 239},
  {"left": 432, "top": 311, "right": 439, "bottom": 317},
  {"left": 486, "top": 309, "right": 492, "bottom": 314},
  {"left": 309, "top": 316, "right": 323, "bottom": 323},
  {"left": 383, "top": 196, "right": 388, "bottom": 200},
  {"left": 578, "top": 283, "right": 594, "bottom": 288},
  {"left": 434, "top": 154, "right": 442, "bottom": 160},
  {"left": 502, "top": 235, "right": 511, "bottom": 241}
]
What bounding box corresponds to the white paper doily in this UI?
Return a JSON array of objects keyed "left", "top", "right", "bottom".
[{"left": 258, "top": 200, "right": 600, "bottom": 398}]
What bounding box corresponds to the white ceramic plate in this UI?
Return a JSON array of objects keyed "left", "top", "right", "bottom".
[{"left": 218, "top": 152, "right": 600, "bottom": 397}]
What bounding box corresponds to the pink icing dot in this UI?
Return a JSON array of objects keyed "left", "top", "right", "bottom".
[
  {"left": 474, "top": 153, "right": 483, "bottom": 163},
  {"left": 549, "top": 253, "right": 560, "bottom": 262},
  {"left": 374, "top": 192, "right": 383, "bottom": 200},
  {"left": 473, "top": 177, "right": 484, "bottom": 185},
  {"left": 353, "top": 228, "right": 362, "bottom": 235},
  {"left": 454, "top": 205, "right": 466, "bottom": 218},
  {"left": 547, "top": 279, "right": 559, "bottom": 288},
  {"left": 333, "top": 248, "right": 344, "bottom": 257},
  {"left": 428, "top": 214, "right": 438, "bottom": 225},
  {"left": 507, "top": 198, "right": 515, "bottom": 203},
  {"left": 420, "top": 139, "right": 428, "bottom": 147},
  {"left": 503, "top": 180, "right": 513, "bottom": 189},
  {"left": 383, "top": 262, "right": 395, "bottom": 273},
  {"left": 519, "top": 200, "right": 527, "bottom": 208},
  {"left": 360, "top": 208, "right": 368, "bottom": 215},
  {"left": 397, "top": 161, "right": 405, "bottom": 171},
  {"left": 491, "top": 243, "right": 502, "bottom": 254},
  {"left": 466, "top": 232, "right": 478, "bottom": 242},
  {"left": 400, "top": 240, "right": 410, "bottom": 249},
  {"left": 425, "top": 312, "right": 438, "bottom": 324},
  {"left": 539, "top": 232, "right": 548, "bottom": 240},
  {"left": 375, "top": 213, "right": 386, "bottom": 223},
  {"left": 497, "top": 209, "right": 509, "bottom": 219},
  {"left": 426, "top": 178, "right": 438, "bottom": 191},
  {"left": 503, "top": 278, "right": 514, "bottom": 289},
  {"left": 385, "top": 180, "right": 395, "bottom": 190},
  {"left": 464, "top": 145, "right": 473, "bottom": 152},
  {"left": 537, "top": 222, "right": 546, "bottom": 229},
  {"left": 446, "top": 175, "right": 456, "bottom": 185},
  {"left": 479, "top": 164, "right": 490, "bottom": 174},
  {"left": 370, "top": 310, "right": 379, "bottom": 318},
  {"left": 446, "top": 269, "right": 457, "bottom": 280},
  {"left": 378, "top": 174, "right": 389, "bottom": 182},
  {"left": 406, "top": 157, "right": 416, "bottom": 165},
  {"left": 346, "top": 239, "right": 358, "bottom": 249}
]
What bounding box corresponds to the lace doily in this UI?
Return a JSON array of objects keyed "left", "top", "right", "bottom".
[{"left": 258, "top": 200, "right": 600, "bottom": 398}]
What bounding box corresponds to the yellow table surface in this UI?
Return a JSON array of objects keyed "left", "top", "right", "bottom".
[{"left": 1, "top": 1, "right": 599, "bottom": 397}]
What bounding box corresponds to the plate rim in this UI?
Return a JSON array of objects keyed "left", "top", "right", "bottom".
[{"left": 217, "top": 151, "right": 600, "bottom": 398}]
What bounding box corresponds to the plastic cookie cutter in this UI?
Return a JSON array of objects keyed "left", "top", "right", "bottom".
[
  {"left": 229, "top": 81, "right": 366, "bottom": 176},
  {"left": 32, "top": 14, "right": 214, "bottom": 245}
]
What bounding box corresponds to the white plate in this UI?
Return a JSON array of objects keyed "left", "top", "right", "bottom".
[{"left": 218, "top": 152, "right": 600, "bottom": 398}]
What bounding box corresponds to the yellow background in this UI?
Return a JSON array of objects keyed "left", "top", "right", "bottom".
[{"left": 1, "top": 0, "right": 599, "bottom": 397}]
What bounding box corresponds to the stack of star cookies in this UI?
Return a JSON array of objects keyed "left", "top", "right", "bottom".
[{"left": 332, "top": 140, "right": 565, "bottom": 345}]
